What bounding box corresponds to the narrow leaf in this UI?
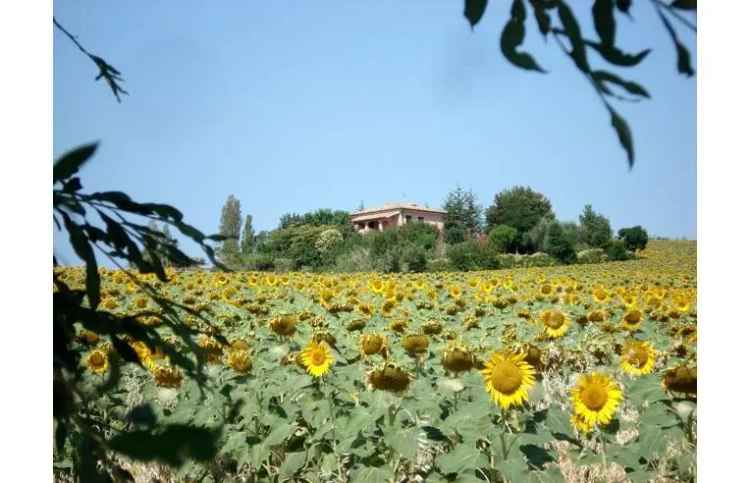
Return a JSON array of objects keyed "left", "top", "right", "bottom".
[
  {"left": 607, "top": 105, "right": 635, "bottom": 168},
  {"left": 587, "top": 42, "right": 651, "bottom": 67},
  {"left": 500, "top": 0, "right": 546, "bottom": 72},
  {"left": 62, "top": 214, "right": 100, "bottom": 308},
  {"left": 671, "top": 0, "right": 696, "bottom": 10},
  {"left": 558, "top": 1, "right": 590, "bottom": 73},
  {"left": 593, "top": 0, "right": 616, "bottom": 46},
  {"left": 53, "top": 143, "right": 98, "bottom": 183},
  {"left": 656, "top": 7, "right": 695, "bottom": 76},
  {"left": 464, "top": 0, "right": 488, "bottom": 29},
  {"left": 592, "top": 70, "right": 651, "bottom": 98},
  {"left": 616, "top": 0, "right": 632, "bottom": 14}
]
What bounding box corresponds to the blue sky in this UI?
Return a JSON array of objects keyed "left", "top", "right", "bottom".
[{"left": 53, "top": 1, "right": 696, "bottom": 264}]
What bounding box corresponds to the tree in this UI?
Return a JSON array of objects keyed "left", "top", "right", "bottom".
[
  {"left": 544, "top": 220, "right": 577, "bottom": 264},
  {"left": 241, "top": 214, "right": 255, "bottom": 256},
  {"left": 618, "top": 225, "right": 649, "bottom": 251},
  {"left": 315, "top": 228, "right": 344, "bottom": 253},
  {"left": 279, "top": 212, "right": 304, "bottom": 229},
  {"left": 442, "top": 186, "right": 483, "bottom": 241},
  {"left": 488, "top": 224, "right": 518, "bottom": 253},
  {"left": 485, "top": 186, "right": 554, "bottom": 240},
  {"left": 218, "top": 195, "right": 242, "bottom": 263},
  {"left": 579, "top": 204, "right": 612, "bottom": 248}
]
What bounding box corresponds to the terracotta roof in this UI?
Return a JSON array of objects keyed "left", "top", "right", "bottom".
[
  {"left": 351, "top": 203, "right": 447, "bottom": 217},
  {"left": 350, "top": 210, "right": 401, "bottom": 222}
]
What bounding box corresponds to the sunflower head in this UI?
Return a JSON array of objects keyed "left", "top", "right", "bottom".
[
  {"left": 85, "top": 348, "right": 109, "bottom": 375},
  {"left": 402, "top": 334, "right": 430, "bottom": 356},
  {"left": 570, "top": 412, "right": 595, "bottom": 434},
  {"left": 523, "top": 344, "right": 544, "bottom": 370},
  {"left": 346, "top": 318, "right": 367, "bottom": 332},
  {"left": 270, "top": 315, "right": 297, "bottom": 337},
  {"left": 300, "top": 340, "right": 335, "bottom": 378},
  {"left": 368, "top": 363, "right": 411, "bottom": 393},
  {"left": 360, "top": 333, "right": 388, "bottom": 357},
  {"left": 421, "top": 320, "right": 443, "bottom": 335},
  {"left": 480, "top": 351, "right": 536, "bottom": 410},
  {"left": 150, "top": 364, "right": 183, "bottom": 388},
  {"left": 227, "top": 349, "right": 252, "bottom": 373},
  {"left": 539, "top": 309, "right": 571, "bottom": 338},
  {"left": 570, "top": 372, "right": 623, "bottom": 428},
  {"left": 389, "top": 319, "right": 409, "bottom": 333},
  {"left": 662, "top": 365, "right": 697, "bottom": 395},
  {"left": 441, "top": 342, "right": 475, "bottom": 374},
  {"left": 622, "top": 309, "right": 644, "bottom": 331},
  {"left": 620, "top": 340, "right": 656, "bottom": 376}
]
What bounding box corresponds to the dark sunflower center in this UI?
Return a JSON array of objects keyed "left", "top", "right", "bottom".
[
  {"left": 490, "top": 361, "right": 523, "bottom": 394},
  {"left": 625, "top": 311, "right": 642, "bottom": 324},
  {"left": 546, "top": 312, "right": 565, "bottom": 329},
  {"left": 580, "top": 384, "right": 608, "bottom": 411},
  {"left": 311, "top": 350, "right": 326, "bottom": 365},
  {"left": 90, "top": 352, "right": 105, "bottom": 367},
  {"left": 627, "top": 347, "right": 649, "bottom": 368}
]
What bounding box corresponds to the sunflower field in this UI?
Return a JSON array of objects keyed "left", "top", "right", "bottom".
[{"left": 53, "top": 240, "right": 697, "bottom": 483}]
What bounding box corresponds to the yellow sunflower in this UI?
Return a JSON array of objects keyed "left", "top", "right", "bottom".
[
  {"left": 570, "top": 373, "right": 623, "bottom": 428},
  {"left": 621, "top": 309, "right": 644, "bottom": 332},
  {"left": 481, "top": 351, "right": 536, "bottom": 410},
  {"left": 619, "top": 340, "right": 656, "bottom": 376},
  {"left": 570, "top": 412, "right": 595, "bottom": 434},
  {"left": 300, "top": 340, "right": 335, "bottom": 378},
  {"left": 539, "top": 309, "right": 571, "bottom": 338},
  {"left": 85, "top": 348, "right": 109, "bottom": 375}
]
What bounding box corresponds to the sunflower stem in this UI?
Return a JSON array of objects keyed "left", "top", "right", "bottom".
[{"left": 598, "top": 430, "right": 608, "bottom": 472}]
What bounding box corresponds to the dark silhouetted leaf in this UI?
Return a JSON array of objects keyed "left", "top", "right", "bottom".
[
  {"left": 558, "top": 1, "right": 590, "bottom": 72},
  {"left": 62, "top": 177, "right": 83, "bottom": 193},
  {"left": 671, "top": 0, "right": 696, "bottom": 10},
  {"left": 656, "top": 8, "right": 695, "bottom": 76},
  {"left": 593, "top": 70, "right": 651, "bottom": 98},
  {"left": 530, "top": 0, "right": 551, "bottom": 37},
  {"left": 112, "top": 335, "right": 141, "bottom": 364},
  {"left": 107, "top": 425, "right": 219, "bottom": 467},
  {"left": 63, "top": 214, "right": 101, "bottom": 308},
  {"left": 608, "top": 105, "right": 635, "bottom": 168},
  {"left": 587, "top": 41, "right": 651, "bottom": 66},
  {"left": 464, "top": 0, "right": 488, "bottom": 29},
  {"left": 54, "top": 142, "right": 98, "bottom": 183},
  {"left": 139, "top": 203, "right": 184, "bottom": 222},
  {"left": 616, "top": 0, "right": 632, "bottom": 14},
  {"left": 55, "top": 420, "right": 67, "bottom": 452},
  {"left": 593, "top": 0, "right": 616, "bottom": 46},
  {"left": 500, "top": 0, "right": 546, "bottom": 72}
]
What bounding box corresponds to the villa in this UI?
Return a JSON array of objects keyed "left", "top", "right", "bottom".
[{"left": 350, "top": 203, "right": 446, "bottom": 234}]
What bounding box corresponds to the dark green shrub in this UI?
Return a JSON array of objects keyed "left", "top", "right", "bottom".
[
  {"left": 244, "top": 254, "right": 275, "bottom": 271},
  {"left": 618, "top": 226, "right": 649, "bottom": 251},
  {"left": 426, "top": 258, "right": 453, "bottom": 272},
  {"left": 577, "top": 248, "right": 606, "bottom": 264},
  {"left": 402, "top": 245, "right": 428, "bottom": 272},
  {"left": 488, "top": 224, "right": 518, "bottom": 253},
  {"left": 444, "top": 226, "right": 466, "bottom": 245},
  {"left": 606, "top": 240, "right": 633, "bottom": 261},
  {"left": 544, "top": 221, "right": 577, "bottom": 264},
  {"left": 446, "top": 241, "right": 496, "bottom": 271}
]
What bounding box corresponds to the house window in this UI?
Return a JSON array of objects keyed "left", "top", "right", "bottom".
[
  {"left": 405, "top": 215, "right": 412, "bottom": 223},
  {"left": 417, "top": 216, "right": 424, "bottom": 222}
]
